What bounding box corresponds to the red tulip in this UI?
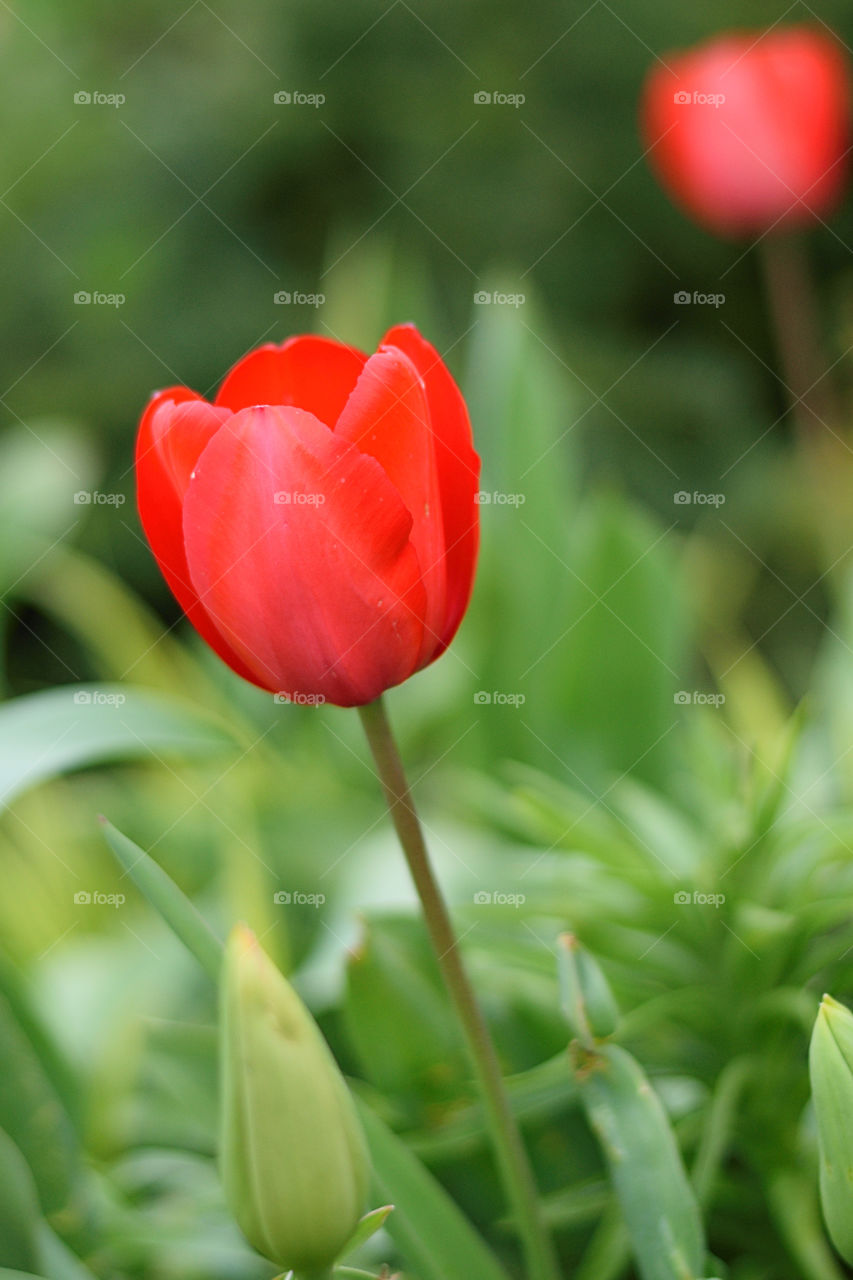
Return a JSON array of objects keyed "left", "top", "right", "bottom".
[
  {"left": 136, "top": 326, "right": 480, "bottom": 707},
  {"left": 641, "top": 26, "right": 851, "bottom": 237}
]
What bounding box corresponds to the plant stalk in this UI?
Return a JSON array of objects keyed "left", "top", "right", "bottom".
[
  {"left": 758, "top": 233, "right": 839, "bottom": 436},
  {"left": 358, "top": 697, "right": 560, "bottom": 1280}
]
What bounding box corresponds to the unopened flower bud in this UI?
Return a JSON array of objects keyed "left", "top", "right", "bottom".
[
  {"left": 220, "top": 925, "right": 369, "bottom": 1271},
  {"left": 809, "top": 993, "right": 853, "bottom": 1264}
]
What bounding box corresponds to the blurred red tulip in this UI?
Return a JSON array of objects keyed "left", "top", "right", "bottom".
[
  {"left": 136, "top": 326, "right": 480, "bottom": 707},
  {"left": 641, "top": 26, "right": 851, "bottom": 237}
]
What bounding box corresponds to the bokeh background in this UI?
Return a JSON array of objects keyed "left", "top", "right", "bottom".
[
  {"left": 5, "top": 2, "right": 853, "bottom": 1277},
  {"left": 5, "top": 0, "right": 853, "bottom": 700}
]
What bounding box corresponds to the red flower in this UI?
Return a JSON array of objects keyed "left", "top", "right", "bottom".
[
  {"left": 641, "top": 26, "right": 851, "bottom": 238},
  {"left": 136, "top": 326, "right": 480, "bottom": 707}
]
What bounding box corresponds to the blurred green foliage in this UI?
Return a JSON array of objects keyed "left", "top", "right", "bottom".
[
  {"left": 4, "top": 1, "right": 853, "bottom": 1277},
  {"left": 1, "top": 0, "right": 852, "bottom": 692}
]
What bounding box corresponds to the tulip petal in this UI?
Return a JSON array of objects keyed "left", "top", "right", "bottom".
[
  {"left": 336, "top": 347, "right": 446, "bottom": 666},
  {"left": 214, "top": 335, "right": 367, "bottom": 426},
  {"left": 182, "top": 405, "right": 427, "bottom": 706},
  {"left": 381, "top": 325, "right": 480, "bottom": 650},
  {"left": 136, "top": 391, "right": 257, "bottom": 682}
]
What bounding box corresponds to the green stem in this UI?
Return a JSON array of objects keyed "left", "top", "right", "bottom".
[
  {"left": 358, "top": 697, "right": 560, "bottom": 1280},
  {"left": 758, "top": 233, "right": 839, "bottom": 436}
]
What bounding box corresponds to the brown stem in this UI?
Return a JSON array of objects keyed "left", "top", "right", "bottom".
[
  {"left": 758, "top": 233, "right": 840, "bottom": 436},
  {"left": 358, "top": 697, "right": 560, "bottom": 1280}
]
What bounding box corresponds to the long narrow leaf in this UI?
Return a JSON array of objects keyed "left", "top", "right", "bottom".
[
  {"left": 99, "top": 819, "right": 224, "bottom": 981},
  {"left": 0, "top": 685, "right": 233, "bottom": 810},
  {"left": 355, "top": 1100, "right": 512, "bottom": 1280}
]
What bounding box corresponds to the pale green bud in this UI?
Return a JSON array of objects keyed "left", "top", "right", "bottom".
[
  {"left": 809, "top": 993, "right": 853, "bottom": 1264},
  {"left": 220, "top": 925, "right": 369, "bottom": 1272}
]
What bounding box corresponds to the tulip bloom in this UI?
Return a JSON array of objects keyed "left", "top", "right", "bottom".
[
  {"left": 136, "top": 326, "right": 480, "bottom": 707},
  {"left": 641, "top": 26, "right": 851, "bottom": 237}
]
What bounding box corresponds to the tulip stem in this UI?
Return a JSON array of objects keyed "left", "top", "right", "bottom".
[
  {"left": 758, "top": 233, "right": 840, "bottom": 436},
  {"left": 358, "top": 697, "right": 560, "bottom": 1280}
]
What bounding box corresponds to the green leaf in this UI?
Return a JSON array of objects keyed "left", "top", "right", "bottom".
[
  {"left": 534, "top": 1178, "right": 610, "bottom": 1231},
  {"left": 0, "top": 991, "right": 84, "bottom": 1230},
  {"left": 464, "top": 288, "right": 579, "bottom": 766},
  {"left": 0, "top": 684, "right": 233, "bottom": 809},
  {"left": 0, "top": 424, "right": 95, "bottom": 602},
  {"left": 574, "top": 1043, "right": 705, "bottom": 1280},
  {"left": 344, "top": 917, "right": 465, "bottom": 1101},
  {"left": 551, "top": 493, "right": 685, "bottom": 794},
  {"left": 0, "top": 1128, "right": 41, "bottom": 1272},
  {"left": 767, "top": 1169, "right": 847, "bottom": 1280},
  {"left": 34, "top": 1227, "right": 99, "bottom": 1280},
  {"left": 0, "top": 952, "right": 80, "bottom": 1127},
  {"left": 557, "top": 933, "right": 619, "bottom": 1046},
  {"left": 99, "top": 819, "right": 224, "bottom": 982},
  {"left": 574, "top": 1202, "right": 630, "bottom": 1280},
  {"left": 691, "top": 1057, "right": 753, "bottom": 1208},
  {"left": 339, "top": 1205, "right": 394, "bottom": 1259},
  {"left": 407, "top": 1052, "right": 578, "bottom": 1163},
  {"left": 354, "top": 1100, "right": 512, "bottom": 1280}
]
